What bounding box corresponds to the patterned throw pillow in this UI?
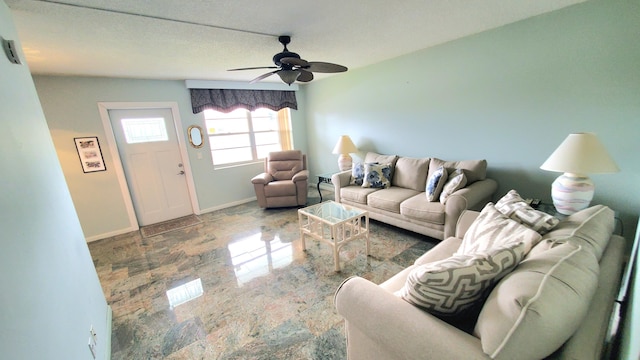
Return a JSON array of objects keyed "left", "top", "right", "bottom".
[
  {"left": 397, "top": 242, "right": 526, "bottom": 317},
  {"left": 426, "top": 166, "right": 448, "bottom": 202},
  {"left": 495, "top": 189, "right": 560, "bottom": 234},
  {"left": 457, "top": 203, "right": 542, "bottom": 256},
  {"left": 439, "top": 169, "right": 467, "bottom": 204},
  {"left": 361, "top": 163, "right": 392, "bottom": 189},
  {"left": 350, "top": 162, "right": 365, "bottom": 186}
]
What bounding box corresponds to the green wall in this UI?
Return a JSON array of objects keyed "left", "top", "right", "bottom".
[
  {"left": 0, "top": 2, "right": 109, "bottom": 359},
  {"left": 304, "top": 0, "right": 640, "bottom": 237},
  {"left": 33, "top": 76, "right": 308, "bottom": 239}
]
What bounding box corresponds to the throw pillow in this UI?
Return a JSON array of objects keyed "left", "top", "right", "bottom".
[
  {"left": 397, "top": 242, "right": 526, "bottom": 317},
  {"left": 457, "top": 203, "right": 542, "bottom": 256},
  {"left": 426, "top": 166, "right": 448, "bottom": 202},
  {"left": 350, "top": 162, "right": 365, "bottom": 186},
  {"left": 361, "top": 163, "right": 392, "bottom": 189},
  {"left": 495, "top": 189, "right": 559, "bottom": 234},
  {"left": 439, "top": 169, "right": 467, "bottom": 204}
]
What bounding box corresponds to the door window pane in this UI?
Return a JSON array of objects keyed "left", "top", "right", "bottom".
[{"left": 121, "top": 117, "right": 169, "bottom": 144}]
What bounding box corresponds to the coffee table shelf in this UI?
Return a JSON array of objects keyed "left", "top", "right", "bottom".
[{"left": 298, "top": 201, "right": 369, "bottom": 272}]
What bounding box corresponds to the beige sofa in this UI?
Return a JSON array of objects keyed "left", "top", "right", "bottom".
[
  {"left": 334, "top": 205, "right": 626, "bottom": 360},
  {"left": 331, "top": 152, "right": 498, "bottom": 240}
]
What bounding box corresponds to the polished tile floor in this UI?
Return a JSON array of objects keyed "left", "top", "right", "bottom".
[{"left": 89, "top": 189, "right": 437, "bottom": 359}]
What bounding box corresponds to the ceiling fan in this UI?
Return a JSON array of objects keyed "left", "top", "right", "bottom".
[{"left": 228, "top": 35, "right": 348, "bottom": 85}]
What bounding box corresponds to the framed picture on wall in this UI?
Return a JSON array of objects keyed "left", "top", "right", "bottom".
[{"left": 74, "top": 136, "right": 106, "bottom": 173}]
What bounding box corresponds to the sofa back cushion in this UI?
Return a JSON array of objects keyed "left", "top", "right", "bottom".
[
  {"left": 364, "top": 152, "right": 398, "bottom": 169},
  {"left": 392, "top": 157, "right": 430, "bottom": 191},
  {"left": 428, "top": 158, "right": 487, "bottom": 185},
  {"left": 540, "top": 205, "right": 614, "bottom": 261},
  {"left": 474, "top": 242, "right": 599, "bottom": 360}
]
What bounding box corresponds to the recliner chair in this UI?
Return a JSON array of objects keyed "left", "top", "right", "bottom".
[{"left": 251, "top": 150, "right": 309, "bottom": 208}]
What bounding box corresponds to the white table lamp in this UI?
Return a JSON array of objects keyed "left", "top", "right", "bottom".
[
  {"left": 332, "top": 135, "right": 358, "bottom": 171},
  {"left": 540, "top": 132, "right": 619, "bottom": 215}
]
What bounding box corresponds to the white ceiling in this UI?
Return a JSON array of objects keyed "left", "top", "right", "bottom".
[{"left": 6, "top": 0, "right": 585, "bottom": 84}]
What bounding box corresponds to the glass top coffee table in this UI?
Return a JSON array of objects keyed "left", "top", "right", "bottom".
[{"left": 298, "top": 201, "right": 369, "bottom": 272}]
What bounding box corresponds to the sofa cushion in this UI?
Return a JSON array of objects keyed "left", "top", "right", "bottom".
[
  {"left": 540, "top": 205, "right": 614, "bottom": 261},
  {"left": 362, "top": 163, "right": 392, "bottom": 189},
  {"left": 392, "top": 157, "right": 430, "bottom": 191},
  {"left": 439, "top": 169, "right": 467, "bottom": 204},
  {"left": 474, "top": 242, "right": 599, "bottom": 360},
  {"left": 350, "top": 162, "right": 366, "bottom": 186},
  {"left": 457, "top": 203, "right": 542, "bottom": 256},
  {"left": 426, "top": 165, "right": 448, "bottom": 202},
  {"left": 368, "top": 188, "right": 421, "bottom": 214},
  {"left": 364, "top": 152, "right": 398, "bottom": 173},
  {"left": 428, "top": 158, "right": 487, "bottom": 185},
  {"left": 397, "top": 241, "right": 526, "bottom": 317},
  {"left": 400, "top": 194, "right": 445, "bottom": 225},
  {"left": 340, "top": 185, "right": 380, "bottom": 205},
  {"left": 495, "top": 189, "right": 559, "bottom": 234}
]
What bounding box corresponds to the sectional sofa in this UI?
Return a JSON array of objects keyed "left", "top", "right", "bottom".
[
  {"left": 331, "top": 152, "right": 498, "bottom": 240},
  {"left": 335, "top": 203, "right": 625, "bottom": 359}
]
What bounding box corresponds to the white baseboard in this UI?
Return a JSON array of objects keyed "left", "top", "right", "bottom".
[
  {"left": 104, "top": 305, "right": 112, "bottom": 360},
  {"left": 86, "top": 225, "right": 139, "bottom": 243},
  {"left": 198, "top": 197, "right": 257, "bottom": 214}
]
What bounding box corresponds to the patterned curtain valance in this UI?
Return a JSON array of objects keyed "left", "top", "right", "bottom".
[{"left": 190, "top": 88, "right": 297, "bottom": 114}]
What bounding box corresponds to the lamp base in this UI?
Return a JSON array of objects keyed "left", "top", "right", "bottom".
[
  {"left": 551, "top": 173, "right": 594, "bottom": 215},
  {"left": 337, "top": 154, "right": 353, "bottom": 171}
]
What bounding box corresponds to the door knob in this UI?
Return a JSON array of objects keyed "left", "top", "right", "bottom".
[{"left": 177, "top": 170, "right": 185, "bottom": 175}]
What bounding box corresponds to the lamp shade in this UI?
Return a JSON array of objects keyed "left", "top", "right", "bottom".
[
  {"left": 540, "top": 133, "right": 619, "bottom": 175},
  {"left": 332, "top": 135, "right": 358, "bottom": 155},
  {"left": 277, "top": 70, "right": 300, "bottom": 85}
]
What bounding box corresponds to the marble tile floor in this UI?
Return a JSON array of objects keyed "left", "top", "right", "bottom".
[{"left": 89, "top": 189, "right": 438, "bottom": 359}]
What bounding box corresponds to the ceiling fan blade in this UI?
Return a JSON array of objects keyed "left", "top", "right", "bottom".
[
  {"left": 280, "top": 57, "right": 309, "bottom": 67},
  {"left": 297, "top": 70, "right": 314, "bottom": 82},
  {"left": 228, "top": 66, "right": 278, "bottom": 71},
  {"left": 305, "top": 62, "right": 348, "bottom": 73},
  {"left": 249, "top": 70, "right": 279, "bottom": 84}
]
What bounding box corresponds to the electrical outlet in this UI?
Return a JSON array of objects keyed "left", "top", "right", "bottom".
[{"left": 88, "top": 326, "right": 97, "bottom": 359}]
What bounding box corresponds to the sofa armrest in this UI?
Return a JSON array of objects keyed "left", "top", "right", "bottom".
[
  {"left": 292, "top": 169, "right": 309, "bottom": 182},
  {"left": 455, "top": 210, "right": 480, "bottom": 238},
  {"left": 331, "top": 170, "right": 352, "bottom": 203},
  {"left": 251, "top": 172, "right": 273, "bottom": 184},
  {"left": 443, "top": 178, "right": 497, "bottom": 238},
  {"left": 334, "top": 276, "right": 488, "bottom": 360}
]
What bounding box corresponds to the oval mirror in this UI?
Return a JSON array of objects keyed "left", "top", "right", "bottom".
[{"left": 187, "top": 125, "right": 204, "bottom": 148}]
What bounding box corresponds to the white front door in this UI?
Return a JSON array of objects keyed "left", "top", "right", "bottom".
[{"left": 108, "top": 108, "right": 192, "bottom": 226}]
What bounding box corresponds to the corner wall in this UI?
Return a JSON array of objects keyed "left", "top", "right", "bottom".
[
  {"left": 303, "top": 0, "right": 640, "bottom": 236},
  {"left": 0, "top": 1, "right": 110, "bottom": 359}
]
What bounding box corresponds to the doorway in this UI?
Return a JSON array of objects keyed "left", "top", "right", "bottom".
[{"left": 98, "top": 102, "right": 200, "bottom": 228}]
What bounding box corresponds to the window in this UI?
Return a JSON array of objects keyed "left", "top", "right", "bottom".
[
  {"left": 204, "top": 107, "right": 293, "bottom": 167},
  {"left": 120, "top": 117, "right": 168, "bottom": 144}
]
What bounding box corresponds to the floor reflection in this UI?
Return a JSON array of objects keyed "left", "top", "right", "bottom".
[
  {"left": 228, "top": 232, "right": 293, "bottom": 287},
  {"left": 166, "top": 278, "right": 204, "bottom": 309}
]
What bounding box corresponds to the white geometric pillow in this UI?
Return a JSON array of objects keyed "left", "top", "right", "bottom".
[
  {"left": 398, "top": 242, "right": 526, "bottom": 317},
  {"left": 439, "top": 169, "right": 467, "bottom": 204},
  {"left": 426, "top": 166, "right": 448, "bottom": 202},
  {"left": 457, "top": 203, "right": 542, "bottom": 256},
  {"left": 362, "top": 163, "right": 392, "bottom": 189},
  {"left": 495, "top": 189, "right": 559, "bottom": 234}
]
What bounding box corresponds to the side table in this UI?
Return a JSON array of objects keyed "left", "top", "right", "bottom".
[{"left": 317, "top": 172, "right": 334, "bottom": 202}]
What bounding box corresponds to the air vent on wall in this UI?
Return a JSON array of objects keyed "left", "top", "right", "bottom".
[{"left": 2, "top": 37, "right": 22, "bottom": 65}]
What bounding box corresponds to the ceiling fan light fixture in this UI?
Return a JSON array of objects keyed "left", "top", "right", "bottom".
[{"left": 277, "top": 70, "right": 300, "bottom": 85}]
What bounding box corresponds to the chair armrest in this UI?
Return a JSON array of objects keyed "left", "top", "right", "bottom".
[
  {"left": 251, "top": 172, "right": 273, "bottom": 184},
  {"left": 334, "top": 276, "right": 487, "bottom": 360},
  {"left": 292, "top": 169, "right": 309, "bottom": 182},
  {"left": 443, "top": 178, "right": 497, "bottom": 238},
  {"left": 331, "top": 170, "right": 352, "bottom": 203}
]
